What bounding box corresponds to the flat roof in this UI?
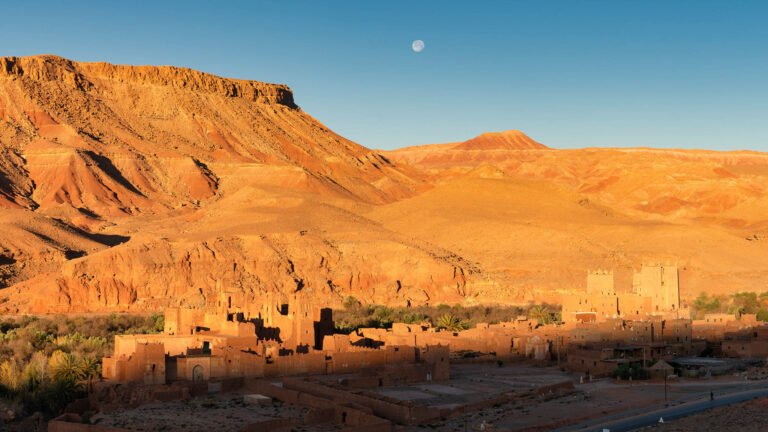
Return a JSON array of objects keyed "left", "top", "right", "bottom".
[{"left": 671, "top": 357, "right": 733, "bottom": 367}]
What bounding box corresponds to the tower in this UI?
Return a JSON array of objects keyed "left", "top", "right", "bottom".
[
  {"left": 587, "top": 270, "right": 615, "bottom": 296},
  {"left": 633, "top": 264, "right": 679, "bottom": 313}
]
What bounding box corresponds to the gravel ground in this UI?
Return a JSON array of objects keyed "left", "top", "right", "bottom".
[
  {"left": 641, "top": 397, "right": 768, "bottom": 432},
  {"left": 91, "top": 394, "right": 307, "bottom": 432}
]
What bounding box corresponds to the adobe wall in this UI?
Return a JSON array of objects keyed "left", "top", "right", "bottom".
[
  {"left": 566, "top": 348, "right": 616, "bottom": 376},
  {"left": 421, "top": 345, "right": 450, "bottom": 381},
  {"left": 331, "top": 350, "right": 387, "bottom": 374},
  {"left": 48, "top": 414, "right": 130, "bottom": 432},
  {"left": 385, "top": 345, "right": 417, "bottom": 364},
  {"left": 619, "top": 294, "right": 653, "bottom": 319},
  {"left": 114, "top": 334, "right": 195, "bottom": 357},
  {"left": 562, "top": 293, "right": 618, "bottom": 323},
  {"left": 164, "top": 308, "right": 206, "bottom": 336},
  {"left": 246, "top": 380, "right": 336, "bottom": 410},
  {"left": 276, "top": 352, "right": 327, "bottom": 376},
  {"left": 587, "top": 270, "right": 615, "bottom": 295},
  {"left": 103, "top": 342, "right": 165, "bottom": 384},
  {"left": 337, "top": 407, "right": 392, "bottom": 432},
  {"left": 282, "top": 379, "right": 441, "bottom": 424},
  {"left": 237, "top": 418, "right": 295, "bottom": 432},
  {"left": 634, "top": 264, "right": 680, "bottom": 312}
]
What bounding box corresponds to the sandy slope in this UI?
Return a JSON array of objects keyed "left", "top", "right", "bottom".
[
  {"left": 0, "top": 55, "right": 767, "bottom": 313},
  {"left": 379, "top": 133, "right": 768, "bottom": 303}
]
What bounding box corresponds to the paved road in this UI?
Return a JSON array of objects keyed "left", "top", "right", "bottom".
[{"left": 567, "top": 386, "right": 768, "bottom": 432}]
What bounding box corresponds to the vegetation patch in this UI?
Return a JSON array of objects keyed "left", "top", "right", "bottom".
[
  {"left": 0, "top": 314, "right": 163, "bottom": 420},
  {"left": 691, "top": 291, "right": 768, "bottom": 320},
  {"left": 334, "top": 297, "right": 561, "bottom": 333}
]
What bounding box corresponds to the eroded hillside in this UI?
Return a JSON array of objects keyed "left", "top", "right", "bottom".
[
  {"left": 0, "top": 55, "right": 464, "bottom": 313},
  {"left": 1, "top": 56, "right": 767, "bottom": 313}
]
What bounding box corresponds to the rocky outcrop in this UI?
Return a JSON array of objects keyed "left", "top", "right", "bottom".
[
  {"left": 456, "top": 130, "right": 547, "bottom": 150},
  {"left": 0, "top": 55, "right": 295, "bottom": 106}
]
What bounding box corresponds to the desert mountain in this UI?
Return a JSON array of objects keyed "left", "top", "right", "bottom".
[
  {"left": 380, "top": 134, "right": 768, "bottom": 301},
  {"left": 0, "top": 55, "right": 463, "bottom": 313},
  {"left": 1, "top": 55, "right": 767, "bottom": 313}
]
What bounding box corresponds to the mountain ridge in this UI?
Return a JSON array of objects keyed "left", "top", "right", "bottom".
[{"left": 2, "top": 55, "right": 768, "bottom": 314}]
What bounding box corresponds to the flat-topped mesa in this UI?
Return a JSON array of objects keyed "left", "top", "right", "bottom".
[
  {"left": 0, "top": 55, "right": 296, "bottom": 107},
  {"left": 456, "top": 130, "right": 548, "bottom": 150}
]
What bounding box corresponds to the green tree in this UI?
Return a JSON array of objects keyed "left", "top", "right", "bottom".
[
  {"left": 436, "top": 314, "right": 466, "bottom": 332},
  {"left": 691, "top": 293, "right": 725, "bottom": 319},
  {"left": 49, "top": 351, "right": 86, "bottom": 383},
  {"left": 729, "top": 292, "right": 760, "bottom": 316},
  {"left": 527, "top": 304, "right": 556, "bottom": 325},
  {"left": 757, "top": 309, "right": 768, "bottom": 322}
]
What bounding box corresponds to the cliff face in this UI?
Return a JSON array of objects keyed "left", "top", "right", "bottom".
[
  {"left": 0, "top": 55, "right": 420, "bottom": 211},
  {"left": 1, "top": 55, "right": 295, "bottom": 105},
  {"left": 0, "top": 55, "right": 447, "bottom": 313}
]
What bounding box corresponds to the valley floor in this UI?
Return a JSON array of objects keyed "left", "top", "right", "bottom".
[{"left": 63, "top": 364, "right": 768, "bottom": 432}]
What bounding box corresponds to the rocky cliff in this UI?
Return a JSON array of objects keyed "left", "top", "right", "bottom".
[{"left": 0, "top": 55, "right": 452, "bottom": 313}]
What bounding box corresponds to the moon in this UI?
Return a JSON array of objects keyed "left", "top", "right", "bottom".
[{"left": 412, "top": 40, "right": 425, "bottom": 53}]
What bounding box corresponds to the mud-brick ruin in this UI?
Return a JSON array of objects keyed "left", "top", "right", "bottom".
[
  {"left": 102, "top": 263, "right": 765, "bottom": 387},
  {"left": 74, "top": 264, "right": 768, "bottom": 431},
  {"left": 102, "top": 290, "right": 450, "bottom": 385}
]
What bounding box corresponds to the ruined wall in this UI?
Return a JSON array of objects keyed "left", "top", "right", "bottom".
[{"left": 102, "top": 342, "right": 165, "bottom": 384}]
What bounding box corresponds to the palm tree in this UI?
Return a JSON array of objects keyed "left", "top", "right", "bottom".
[
  {"left": 528, "top": 305, "right": 552, "bottom": 325},
  {"left": 79, "top": 356, "right": 101, "bottom": 394},
  {"left": 49, "top": 352, "right": 86, "bottom": 383},
  {"left": 42, "top": 377, "right": 81, "bottom": 417},
  {"left": 436, "top": 314, "right": 466, "bottom": 332}
]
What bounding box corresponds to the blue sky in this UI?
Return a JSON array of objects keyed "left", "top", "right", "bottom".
[{"left": 3, "top": 1, "right": 768, "bottom": 150}]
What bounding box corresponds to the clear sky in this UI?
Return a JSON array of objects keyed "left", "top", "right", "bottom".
[{"left": 3, "top": 1, "right": 768, "bottom": 150}]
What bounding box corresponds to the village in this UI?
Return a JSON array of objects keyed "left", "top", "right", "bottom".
[{"left": 49, "top": 264, "right": 768, "bottom": 431}]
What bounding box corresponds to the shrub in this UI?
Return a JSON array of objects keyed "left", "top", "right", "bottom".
[
  {"left": 0, "top": 313, "right": 163, "bottom": 420},
  {"left": 612, "top": 364, "right": 650, "bottom": 380},
  {"left": 332, "top": 302, "right": 556, "bottom": 333},
  {"left": 757, "top": 309, "right": 768, "bottom": 322}
]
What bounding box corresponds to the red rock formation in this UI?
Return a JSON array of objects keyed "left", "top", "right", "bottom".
[{"left": 2, "top": 55, "right": 768, "bottom": 313}]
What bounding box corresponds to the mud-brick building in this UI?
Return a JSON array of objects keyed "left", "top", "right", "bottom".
[
  {"left": 721, "top": 325, "right": 768, "bottom": 358},
  {"left": 102, "top": 295, "right": 450, "bottom": 384},
  {"left": 564, "top": 316, "right": 699, "bottom": 376},
  {"left": 561, "top": 264, "right": 684, "bottom": 324}
]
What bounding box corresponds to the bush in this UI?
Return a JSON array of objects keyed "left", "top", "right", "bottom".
[
  {"left": 0, "top": 313, "right": 162, "bottom": 419},
  {"left": 612, "top": 364, "right": 650, "bottom": 380},
  {"left": 333, "top": 302, "right": 560, "bottom": 333},
  {"left": 757, "top": 309, "right": 768, "bottom": 322},
  {"left": 690, "top": 291, "right": 768, "bottom": 320}
]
